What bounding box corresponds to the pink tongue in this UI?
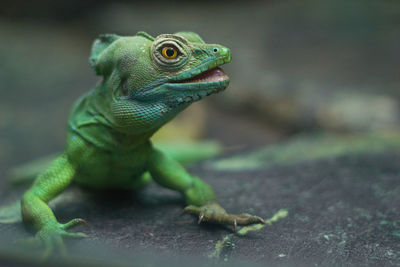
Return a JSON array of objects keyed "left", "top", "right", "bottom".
[{"left": 182, "top": 67, "right": 229, "bottom": 83}]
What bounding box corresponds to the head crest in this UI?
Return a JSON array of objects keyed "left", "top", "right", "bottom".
[{"left": 89, "top": 33, "right": 120, "bottom": 75}]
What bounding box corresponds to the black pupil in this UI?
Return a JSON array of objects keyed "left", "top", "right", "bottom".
[{"left": 166, "top": 47, "right": 175, "bottom": 57}]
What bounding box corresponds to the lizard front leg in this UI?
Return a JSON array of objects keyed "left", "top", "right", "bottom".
[
  {"left": 146, "top": 148, "right": 264, "bottom": 231},
  {"left": 21, "top": 154, "right": 87, "bottom": 258}
]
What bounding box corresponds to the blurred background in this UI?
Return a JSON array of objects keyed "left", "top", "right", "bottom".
[
  {"left": 1, "top": 0, "right": 399, "bottom": 166},
  {"left": 1, "top": 1, "right": 400, "bottom": 265}
]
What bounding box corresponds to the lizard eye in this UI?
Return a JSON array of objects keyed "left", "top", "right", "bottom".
[
  {"left": 151, "top": 38, "right": 188, "bottom": 68},
  {"left": 161, "top": 46, "right": 178, "bottom": 59}
]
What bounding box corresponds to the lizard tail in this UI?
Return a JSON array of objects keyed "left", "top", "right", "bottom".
[
  {"left": 154, "top": 140, "right": 222, "bottom": 165},
  {"left": 6, "top": 140, "right": 220, "bottom": 186},
  {"left": 0, "top": 142, "right": 219, "bottom": 224},
  {"left": 5, "top": 140, "right": 217, "bottom": 186},
  {"left": 0, "top": 200, "right": 22, "bottom": 223},
  {"left": 7, "top": 154, "right": 57, "bottom": 186}
]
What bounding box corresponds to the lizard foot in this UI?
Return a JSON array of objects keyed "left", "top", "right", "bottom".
[
  {"left": 182, "top": 203, "right": 264, "bottom": 232},
  {"left": 21, "top": 218, "right": 89, "bottom": 260}
]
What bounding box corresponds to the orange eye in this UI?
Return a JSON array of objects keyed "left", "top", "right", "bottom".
[{"left": 161, "top": 46, "right": 178, "bottom": 59}]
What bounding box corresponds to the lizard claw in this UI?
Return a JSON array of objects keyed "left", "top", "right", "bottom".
[
  {"left": 62, "top": 218, "right": 88, "bottom": 230},
  {"left": 182, "top": 203, "right": 264, "bottom": 231},
  {"left": 18, "top": 219, "right": 90, "bottom": 260},
  {"left": 198, "top": 213, "right": 205, "bottom": 224},
  {"left": 181, "top": 205, "right": 199, "bottom": 216}
]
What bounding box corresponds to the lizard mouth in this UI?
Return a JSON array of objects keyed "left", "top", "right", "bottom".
[
  {"left": 167, "top": 66, "right": 230, "bottom": 95},
  {"left": 163, "top": 66, "right": 230, "bottom": 105},
  {"left": 173, "top": 67, "right": 229, "bottom": 84}
]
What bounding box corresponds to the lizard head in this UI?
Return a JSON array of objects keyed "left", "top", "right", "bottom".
[{"left": 89, "top": 31, "right": 231, "bottom": 134}]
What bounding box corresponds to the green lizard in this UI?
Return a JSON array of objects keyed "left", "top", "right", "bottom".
[{"left": 0, "top": 31, "right": 264, "bottom": 254}]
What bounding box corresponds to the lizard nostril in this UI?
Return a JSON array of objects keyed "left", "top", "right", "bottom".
[
  {"left": 213, "top": 48, "right": 218, "bottom": 53},
  {"left": 122, "top": 80, "right": 129, "bottom": 96}
]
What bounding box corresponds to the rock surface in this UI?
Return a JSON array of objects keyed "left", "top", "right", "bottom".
[{"left": 1, "top": 133, "right": 399, "bottom": 266}]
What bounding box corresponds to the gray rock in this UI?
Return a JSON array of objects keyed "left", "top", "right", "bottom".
[{"left": 1, "top": 132, "right": 399, "bottom": 266}]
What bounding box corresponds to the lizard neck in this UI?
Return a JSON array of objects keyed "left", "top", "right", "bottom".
[{"left": 72, "top": 83, "right": 188, "bottom": 146}]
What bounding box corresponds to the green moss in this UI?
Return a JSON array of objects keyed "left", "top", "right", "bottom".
[
  {"left": 209, "top": 235, "right": 231, "bottom": 259},
  {"left": 237, "top": 209, "right": 288, "bottom": 236},
  {"left": 209, "top": 209, "right": 289, "bottom": 259},
  {"left": 211, "top": 132, "right": 400, "bottom": 171},
  {"left": 392, "top": 230, "right": 400, "bottom": 238}
]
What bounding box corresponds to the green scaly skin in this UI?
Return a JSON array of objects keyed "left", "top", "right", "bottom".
[{"left": 18, "top": 31, "right": 264, "bottom": 255}]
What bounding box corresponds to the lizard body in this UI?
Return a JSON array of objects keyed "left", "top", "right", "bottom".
[{"left": 2, "top": 31, "right": 264, "bottom": 254}]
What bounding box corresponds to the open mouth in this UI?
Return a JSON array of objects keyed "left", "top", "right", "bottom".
[{"left": 172, "top": 67, "right": 229, "bottom": 84}]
